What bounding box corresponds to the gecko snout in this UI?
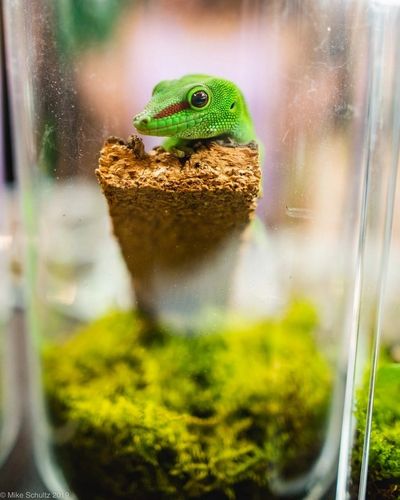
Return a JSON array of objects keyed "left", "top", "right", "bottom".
[{"left": 133, "top": 114, "right": 150, "bottom": 130}]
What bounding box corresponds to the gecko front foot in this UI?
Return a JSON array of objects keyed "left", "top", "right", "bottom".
[
  {"left": 168, "top": 146, "right": 194, "bottom": 159},
  {"left": 160, "top": 137, "right": 194, "bottom": 158}
]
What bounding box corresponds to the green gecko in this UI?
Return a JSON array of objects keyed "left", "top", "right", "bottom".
[{"left": 133, "top": 74, "right": 257, "bottom": 157}]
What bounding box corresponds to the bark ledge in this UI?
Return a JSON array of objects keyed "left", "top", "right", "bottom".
[{"left": 96, "top": 135, "right": 261, "bottom": 318}]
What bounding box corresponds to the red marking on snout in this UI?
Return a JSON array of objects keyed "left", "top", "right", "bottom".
[{"left": 154, "top": 101, "right": 190, "bottom": 119}]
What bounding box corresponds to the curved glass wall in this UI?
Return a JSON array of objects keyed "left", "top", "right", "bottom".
[{"left": 336, "top": 2, "right": 400, "bottom": 498}]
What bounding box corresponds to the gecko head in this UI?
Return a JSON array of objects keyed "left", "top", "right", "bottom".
[{"left": 133, "top": 75, "right": 245, "bottom": 140}]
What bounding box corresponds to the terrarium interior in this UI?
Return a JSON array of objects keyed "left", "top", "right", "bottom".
[{"left": 3, "top": 0, "right": 400, "bottom": 499}]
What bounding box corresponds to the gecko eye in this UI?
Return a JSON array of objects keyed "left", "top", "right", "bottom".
[
  {"left": 230, "top": 102, "right": 236, "bottom": 110},
  {"left": 188, "top": 86, "right": 211, "bottom": 110},
  {"left": 190, "top": 90, "right": 209, "bottom": 108}
]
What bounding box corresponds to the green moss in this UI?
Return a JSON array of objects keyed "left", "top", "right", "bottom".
[
  {"left": 42, "top": 301, "right": 332, "bottom": 500},
  {"left": 354, "top": 363, "right": 400, "bottom": 499}
]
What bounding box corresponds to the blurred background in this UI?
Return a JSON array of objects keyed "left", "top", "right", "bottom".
[{"left": 0, "top": 0, "right": 399, "bottom": 497}]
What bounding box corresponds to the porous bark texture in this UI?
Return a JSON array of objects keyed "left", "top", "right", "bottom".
[{"left": 96, "top": 135, "right": 261, "bottom": 317}]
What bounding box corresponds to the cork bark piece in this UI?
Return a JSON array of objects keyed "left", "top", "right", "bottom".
[{"left": 96, "top": 136, "right": 261, "bottom": 316}]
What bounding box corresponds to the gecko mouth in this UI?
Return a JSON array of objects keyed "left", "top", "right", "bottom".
[
  {"left": 135, "top": 113, "right": 206, "bottom": 137},
  {"left": 134, "top": 102, "right": 193, "bottom": 134}
]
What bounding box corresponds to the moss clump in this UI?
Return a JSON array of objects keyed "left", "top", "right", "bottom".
[
  {"left": 353, "top": 363, "right": 400, "bottom": 499},
  {"left": 42, "top": 301, "right": 332, "bottom": 500}
]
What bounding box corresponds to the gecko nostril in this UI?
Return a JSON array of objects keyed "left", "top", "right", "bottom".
[
  {"left": 133, "top": 114, "right": 150, "bottom": 127},
  {"left": 133, "top": 115, "right": 150, "bottom": 129}
]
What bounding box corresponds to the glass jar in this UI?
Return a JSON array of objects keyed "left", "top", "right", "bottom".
[{"left": 3, "top": 1, "right": 381, "bottom": 498}]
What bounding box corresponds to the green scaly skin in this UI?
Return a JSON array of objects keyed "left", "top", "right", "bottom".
[{"left": 133, "top": 74, "right": 256, "bottom": 157}]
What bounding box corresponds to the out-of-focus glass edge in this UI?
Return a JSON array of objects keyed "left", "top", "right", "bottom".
[
  {"left": 0, "top": 6, "right": 19, "bottom": 469},
  {"left": 2, "top": 1, "right": 71, "bottom": 495},
  {"left": 335, "top": 1, "right": 374, "bottom": 498}
]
